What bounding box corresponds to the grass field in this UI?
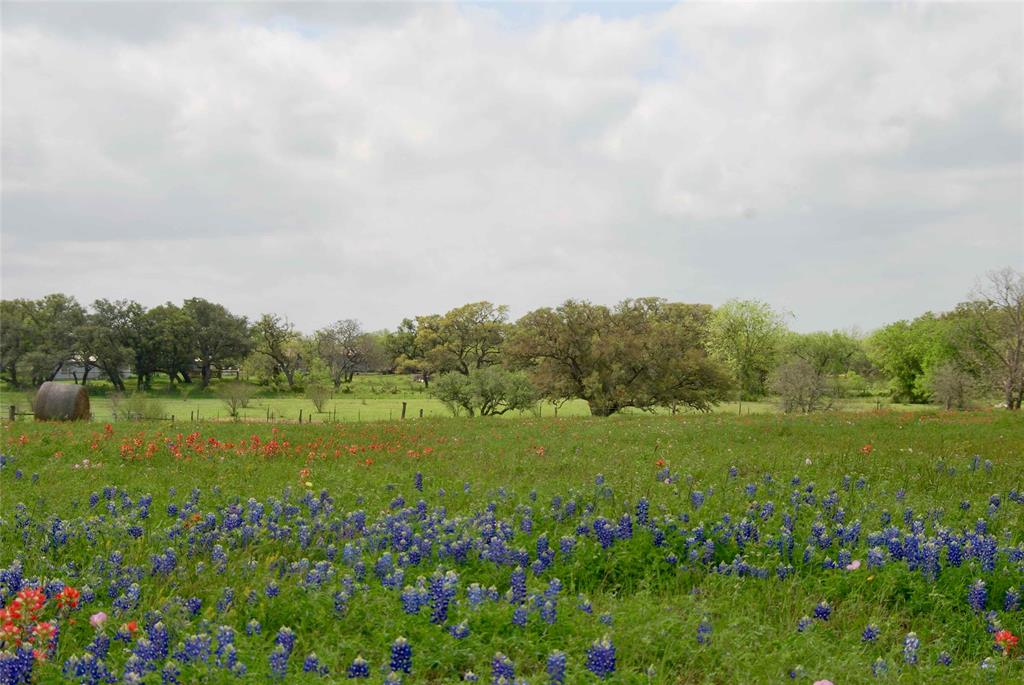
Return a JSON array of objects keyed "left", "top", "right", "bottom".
[
  {"left": 0, "top": 374, "right": 922, "bottom": 423},
  {"left": 1, "top": 411, "right": 1022, "bottom": 683}
]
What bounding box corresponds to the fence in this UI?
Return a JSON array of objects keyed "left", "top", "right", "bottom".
[{"left": 6, "top": 402, "right": 432, "bottom": 425}]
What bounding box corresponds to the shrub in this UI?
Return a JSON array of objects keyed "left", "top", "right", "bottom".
[
  {"left": 770, "top": 358, "right": 829, "bottom": 413},
  {"left": 110, "top": 392, "right": 165, "bottom": 421},
  {"left": 926, "top": 362, "right": 978, "bottom": 410},
  {"left": 218, "top": 382, "right": 258, "bottom": 418}
]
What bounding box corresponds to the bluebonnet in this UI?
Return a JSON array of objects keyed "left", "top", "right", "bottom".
[
  {"left": 390, "top": 637, "right": 412, "bottom": 673},
  {"left": 871, "top": 658, "right": 888, "bottom": 677},
  {"left": 268, "top": 645, "right": 290, "bottom": 679},
  {"left": 540, "top": 599, "right": 557, "bottom": 624},
  {"left": 636, "top": 498, "right": 650, "bottom": 525},
  {"left": 697, "top": 618, "right": 712, "bottom": 644},
  {"left": 862, "top": 623, "right": 880, "bottom": 642},
  {"left": 1005, "top": 586, "right": 1020, "bottom": 612},
  {"left": 183, "top": 596, "right": 201, "bottom": 616},
  {"left": 903, "top": 632, "right": 919, "bottom": 665},
  {"left": 510, "top": 567, "right": 526, "bottom": 604},
  {"left": 968, "top": 579, "right": 987, "bottom": 612},
  {"left": 303, "top": 653, "right": 328, "bottom": 676},
  {"left": 937, "top": 651, "right": 952, "bottom": 666},
  {"left": 813, "top": 601, "right": 832, "bottom": 621},
  {"left": 448, "top": 621, "right": 470, "bottom": 639},
  {"left": 585, "top": 636, "right": 616, "bottom": 679},
  {"left": 245, "top": 619, "right": 261, "bottom": 636},
  {"left": 491, "top": 653, "right": 514, "bottom": 683},
  {"left": 546, "top": 651, "right": 566, "bottom": 685},
  {"left": 160, "top": 661, "right": 180, "bottom": 684},
  {"left": 797, "top": 616, "right": 813, "bottom": 632},
  {"left": 346, "top": 656, "right": 370, "bottom": 678}
]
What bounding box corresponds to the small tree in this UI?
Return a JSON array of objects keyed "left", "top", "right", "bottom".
[
  {"left": 218, "top": 381, "right": 257, "bottom": 418},
  {"left": 432, "top": 367, "right": 537, "bottom": 417},
  {"left": 708, "top": 299, "right": 789, "bottom": 413},
  {"left": 110, "top": 392, "right": 166, "bottom": 421},
  {"left": 926, "top": 362, "right": 977, "bottom": 410},
  {"left": 304, "top": 359, "right": 333, "bottom": 413},
  {"left": 770, "top": 358, "right": 829, "bottom": 413}
]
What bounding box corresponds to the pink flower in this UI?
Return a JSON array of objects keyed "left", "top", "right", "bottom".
[
  {"left": 813, "top": 681, "right": 834, "bottom": 685},
  {"left": 846, "top": 560, "right": 861, "bottom": 570},
  {"left": 89, "top": 611, "right": 107, "bottom": 629}
]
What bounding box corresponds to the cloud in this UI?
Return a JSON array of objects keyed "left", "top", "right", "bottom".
[{"left": 2, "top": 1, "right": 1021, "bottom": 333}]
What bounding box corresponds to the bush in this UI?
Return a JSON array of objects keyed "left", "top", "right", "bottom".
[
  {"left": 304, "top": 360, "right": 333, "bottom": 413},
  {"left": 926, "top": 362, "right": 978, "bottom": 410},
  {"left": 218, "top": 382, "right": 258, "bottom": 418},
  {"left": 432, "top": 367, "right": 537, "bottom": 417},
  {"left": 770, "top": 358, "right": 830, "bottom": 413},
  {"left": 110, "top": 392, "right": 166, "bottom": 421}
]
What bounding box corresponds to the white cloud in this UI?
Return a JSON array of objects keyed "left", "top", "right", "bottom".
[{"left": 2, "top": 1, "right": 1021, "bottom": 333}]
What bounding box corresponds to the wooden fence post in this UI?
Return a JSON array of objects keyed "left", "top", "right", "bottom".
[
  {"left": 401, "top": 402, "right": 407, "bottom": 419},
  {"left": 419, "top": 408, "right": 423, "bottom": 418},
  {"left": 8, "top": 405, "right": 15, "bottom": 422},
  {"left": 299, "top": 409, "right": 303, "bottom": 424}
]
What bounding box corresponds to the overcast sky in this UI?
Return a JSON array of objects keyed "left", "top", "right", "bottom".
[{"left": 2, "top": 1, "right": 1022, "bottom": 334}]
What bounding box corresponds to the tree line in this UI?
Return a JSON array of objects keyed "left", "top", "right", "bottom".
[{"left": 1, "top": 267, "right": 1020, "bottom": 414}]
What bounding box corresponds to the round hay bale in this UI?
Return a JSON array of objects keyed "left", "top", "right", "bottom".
[{"left": 34, "top": 382, "right": 90, "bottom": 421}]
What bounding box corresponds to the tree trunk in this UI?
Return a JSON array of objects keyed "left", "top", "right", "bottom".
[
  {"left": 588, "top": 400, "right": 617, "bottom": 417},
  {"left": 200, "top": 363, "right": 213, "bottom": 389},
  {"left": 47, "top": 361, "right": 64, "bottom": 382}
]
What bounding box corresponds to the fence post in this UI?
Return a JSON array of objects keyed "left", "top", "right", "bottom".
[
  {"left": 401, "top": 402, "right": 407, "bottom": 419},
  {"left": 171, "top": 415, "right": 175, "bottom": 424},
  {"left": 419, "top": 408, "right": 423, "bottom": 418},
  {"left": 190, "top": 411, "right": 194, "bottom": 422},
  {"left": 8, "top": 405, "right": 15, "bottom": 422},
  {"left": 299, "top": 409, "right": 303, "bottom": 424}
]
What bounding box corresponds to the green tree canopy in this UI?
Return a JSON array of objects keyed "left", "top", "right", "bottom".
[
  {"left": 707, "top": 299, "right": 789, "bottom": 408},
  {"left": 183, "top": 298, "right": 252, "bottom": 388},
  {"left": 507, "top": 298, "right": 731, "bottom": 416}
]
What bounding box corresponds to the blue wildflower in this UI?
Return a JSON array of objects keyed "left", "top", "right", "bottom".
[{"left": 585, "top": 636, "right": 616, "bottom": 679}]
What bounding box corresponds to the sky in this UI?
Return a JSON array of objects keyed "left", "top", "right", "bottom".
[{"left": 2, "top": 1, "right": 1022, "bottom": 334}]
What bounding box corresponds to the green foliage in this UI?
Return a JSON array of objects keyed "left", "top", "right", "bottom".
[
  {"left": 707, "top": 299, "right": 789, "bottom": 401},
  {"left": 303, "top": 359, "right": 334, "bottom": 412},
  {"left": 251, "top": 313, "right": 305, "bottom": 389},
  {"left": 867, "top": 314, "right": 955, "bottom": 403},
  {"left": 183, "top": 297, "right": 252, "bottom": 388},
  {"left": 217, "top": 381, "right": 258, "bottom": 418},
  {"left": 416, "top": 302, "right": 508, "bottom": 376},
  {"left": 431, "top": 366, "right": 537, "bottom": 417},
  {"left": 0, "top": 294, "right": 87, "bottom": 388},
  {"left": 508, "top": 298, "right": 731, "bottom": 416}
]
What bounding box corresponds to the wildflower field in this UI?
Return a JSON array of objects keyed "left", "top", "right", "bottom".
[{"left": 1, "top": 411, "right": 1022, "bottom": 684}]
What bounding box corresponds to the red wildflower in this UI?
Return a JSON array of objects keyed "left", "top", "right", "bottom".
[
  {"left": 995, "top": 629, "right": 1019, "bottom": 655},
  {"left": 655, "top": 458, "right": 666, "bottom": 468},
  {"left": 56, "top": 586, "right": 80, "bottom": 609},
  {"left": 861, "top": 444, "right": 874, "bottom": 455}
]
